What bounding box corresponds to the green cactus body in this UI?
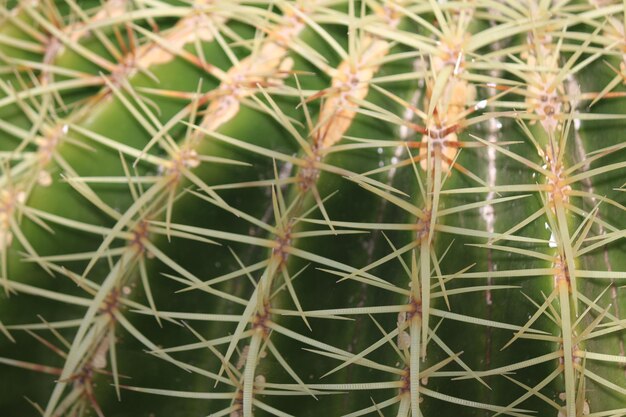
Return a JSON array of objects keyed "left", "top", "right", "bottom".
[{"left": 0, "top": 1, "right": 625, "bottom": 416}]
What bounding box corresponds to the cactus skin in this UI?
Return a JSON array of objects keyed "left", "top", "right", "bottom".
[{"left": 0, "top": 1, "right": 625, "bottom": 417}]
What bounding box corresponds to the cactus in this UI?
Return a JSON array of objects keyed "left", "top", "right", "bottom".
[{"left": 0, "top": 0, "right": 625, "bottom": 416}]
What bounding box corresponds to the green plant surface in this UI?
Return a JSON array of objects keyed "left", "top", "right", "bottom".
[{"left": 0, "top": 1, "right": 625, "bottom": 416}]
